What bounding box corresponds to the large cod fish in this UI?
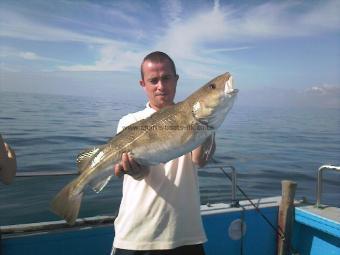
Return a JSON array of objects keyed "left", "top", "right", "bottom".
[{"left": 51, "top": 72, "right": 238, "bottom": 224}]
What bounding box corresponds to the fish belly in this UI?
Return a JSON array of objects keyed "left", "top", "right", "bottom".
[{"left": 131, "top": 128, "right": 212, "bottom": 165}]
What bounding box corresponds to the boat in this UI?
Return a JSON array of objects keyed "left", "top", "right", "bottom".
[{"left": 1, "top": 165, "right": 339, "bottom": 255}]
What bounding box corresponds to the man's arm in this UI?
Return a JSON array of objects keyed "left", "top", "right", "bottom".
[{"left": 191, "top": 133, "right": 216, "bottom": 168}]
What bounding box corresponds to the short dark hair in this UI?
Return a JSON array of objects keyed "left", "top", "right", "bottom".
[{"left": 140, "top": 51, "right": 177, "bottom": 80}]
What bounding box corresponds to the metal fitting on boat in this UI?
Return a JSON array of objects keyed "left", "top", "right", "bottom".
[{"left": 316, "top": 165, "right": 340, "bottom": 208}]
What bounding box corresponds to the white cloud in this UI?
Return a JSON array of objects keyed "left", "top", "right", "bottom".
[
  {"left": 160, "top": 0, "right": 182, "bottom": 25},
  {"left": 0, "top": 46, "right": 40, "bottom": 60},
  {"left": 236, "top": 1, "right": 340, "bottom": 38},
  {"left": 237, "top": 84, "right": 340, "bottom": 109},
  {"left": 1, "top": 0, "right": 339, "bottom": 77},
  {"left": 0, "top": 46, "right": 69, "bottom": 66},
  {"left": 150, "top": 0, "right": 340, "bottom": 79},
  {"left": 300, "top": 84, "right": 340, "bottom": 108},
  {"left": 53, "top": 0, "right": 340, "bottom": 76},
  {"left": 156, "top": 0, "right": 340, "bottom": 54},
  {"left": 0, "top": 9, "right": 117, "bottom": 45},
  {"left": 18, "top": 51, "right": 40, "bottom": 60},
  {"left": 0, "top": 6, "right": 143, "bottom": 72},
  {"left": 299, "top": 0, "right": 340, "bottom": 31},
  {"left": 204, "top": 46, "right": 253, "bottom": 54},
  {"left": 155, "top": 2, "right": 227, "bottom": 59},
  {"left": 305, "top": 84, "right": 340, "bottom": 95},
  {"left": 59, "top": 44, "right": 146, "bottom": 71}
]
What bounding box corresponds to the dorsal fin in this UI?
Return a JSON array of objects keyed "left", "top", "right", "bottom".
[{"left": 76, "top": 146, "right": 103, "bottom": 173}]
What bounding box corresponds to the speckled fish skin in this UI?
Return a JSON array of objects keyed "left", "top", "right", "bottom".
[{"left": 51, "top": 72, "right": 238, "bottom": 225}]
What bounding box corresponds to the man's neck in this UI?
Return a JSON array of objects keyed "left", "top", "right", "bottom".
[{"left": 148, "top": 102, "right": 175, "bottom": 111}]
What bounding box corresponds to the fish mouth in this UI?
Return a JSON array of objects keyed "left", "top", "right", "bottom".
[
  {"left": 224, "top": 75, "right": 238, "bottom": 95},
  {"left": 227, "top": 88, "right": 239, "bottom": 95}
]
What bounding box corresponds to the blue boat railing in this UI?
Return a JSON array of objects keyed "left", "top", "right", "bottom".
[
  {"left": 203, "top": 164, "right": 238, "bottom": 207},
  {"left": 15, "top": 164, "right": 240, "bottom": 208},
  {"left": 316, "top": 165, "right": 340, "bottom": 208},
  {"left": 0, "top": 215, "right": 116, "bottom": 235},
  {"left": 15, "top": 170, "right": 79, "bottom": 177},
  {"left": 9, "top": 164, "right": 242, "bottom": 234}
]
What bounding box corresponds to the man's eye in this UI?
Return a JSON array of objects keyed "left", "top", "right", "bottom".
[
  {"left": 150, "top": 78, "right": 158, "bottom": 84},
  {"left": 162, "top": 76, "right": 170, "bottom": 81}
]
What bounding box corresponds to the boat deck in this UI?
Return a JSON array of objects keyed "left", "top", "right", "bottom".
[
  {"left": 293, "top": 204, "right": 340, "bottom": 255},
  {"left": 298, "top": 205, "right": 340, "bottom": 224},
  {"left": 295, "top": 204, "right": 340, "bottom": 238}
]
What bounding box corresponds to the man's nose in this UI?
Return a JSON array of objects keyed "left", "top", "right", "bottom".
[{"left": 156, "top": 79, "right": 166, "bottom": 90}]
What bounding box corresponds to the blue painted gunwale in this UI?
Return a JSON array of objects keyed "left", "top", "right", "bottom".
[
  {"left": 2, "top": 197, "right": 339, "bottom": 255},
  {"left": 292, "top": 206, "right": 340, "bottom": 255},
  {"left": 1, "top": 197, "right": 280, "bottom": 255},
  {"left": 295, "top": 207, "right": 340, "bottom": 238}
]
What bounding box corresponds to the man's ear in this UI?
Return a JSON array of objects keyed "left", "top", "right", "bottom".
[{"left": 139, "top": 79, "right": 145, "bottom": 88}]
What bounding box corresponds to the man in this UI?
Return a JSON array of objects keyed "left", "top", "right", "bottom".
[
  {"left": 0, "top": 134, "right": 16, "bottom": 185},
  {"left": 111, "top": 51, "right": 215, "bottom": 255}
]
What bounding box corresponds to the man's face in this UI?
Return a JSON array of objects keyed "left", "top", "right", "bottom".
[{"left": 140, "top": 59, "right": 178, "bottom": 111}]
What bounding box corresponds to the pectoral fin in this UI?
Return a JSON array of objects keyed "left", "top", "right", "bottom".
[{"left": 88, "top": 174, "right": 113, "bottom": 193}]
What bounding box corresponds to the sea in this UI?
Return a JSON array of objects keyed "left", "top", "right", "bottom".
[{"left": 0, "top": 91, "right": 339, "bottom": 226}]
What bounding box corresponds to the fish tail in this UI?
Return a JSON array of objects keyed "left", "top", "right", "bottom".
[{"left": 50, "top": 180, "right": 83, "bottom": 225}]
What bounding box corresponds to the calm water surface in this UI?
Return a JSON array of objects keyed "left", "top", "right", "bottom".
[{"left": 0, "top": 91, "right": 339, "bottom": 225}]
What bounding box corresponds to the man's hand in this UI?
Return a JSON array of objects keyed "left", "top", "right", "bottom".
[
  {"left": 114, "top": 152, "right": 149, "bottom": 180},
  {"left": 192, "top": 133, "right": 216, "bottom": 168},
  {"left": 0, "top": 135, "right": 17, "bottom": 184}
]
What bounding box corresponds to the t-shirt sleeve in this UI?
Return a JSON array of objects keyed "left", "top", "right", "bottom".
[{"left": 116, "top": 114, "right": 138, "bottom": 134}]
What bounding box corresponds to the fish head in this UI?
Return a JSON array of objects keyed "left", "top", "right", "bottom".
[{"left": 191, "top": 72, "right": 238, "bottom": 129}]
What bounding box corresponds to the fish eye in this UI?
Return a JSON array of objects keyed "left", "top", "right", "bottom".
[{"left": 208, "top": 83, "right": 216, "bottom": 89}]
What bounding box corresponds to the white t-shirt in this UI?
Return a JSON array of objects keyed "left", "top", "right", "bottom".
[{"left": 113, "top": 103, "right": 207, "bottom": 250}]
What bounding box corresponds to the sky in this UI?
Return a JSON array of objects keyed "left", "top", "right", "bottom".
[{"left": 1, "top": 0, "right": 340, "bottom": 108}]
